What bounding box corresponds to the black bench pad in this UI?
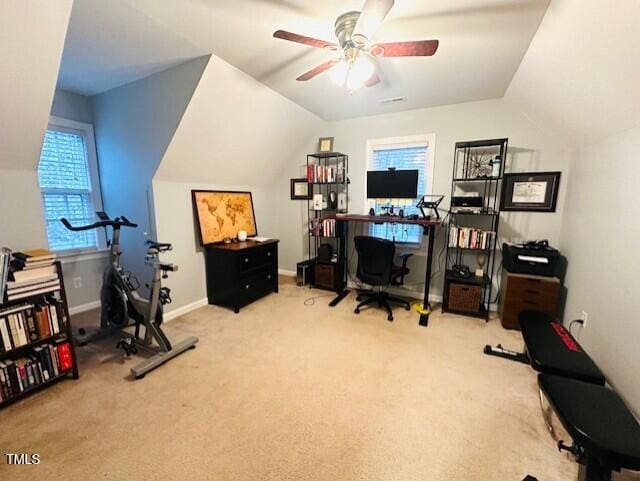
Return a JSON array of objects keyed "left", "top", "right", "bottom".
[
  {"left": 519, "top": 311, "right": 605, "bottom": 385},
  {"left": 539, "top": 373, "right": 640, "bottom": 471}
]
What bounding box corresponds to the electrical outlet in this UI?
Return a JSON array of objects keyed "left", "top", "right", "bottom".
[
  {"left": 73, "top": 277, "right": 82, "bottom": 289},
  {"left": 581, "top": 311, "right": 588, "bottom": 328}
]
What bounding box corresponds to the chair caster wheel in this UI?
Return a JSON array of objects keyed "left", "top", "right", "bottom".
[
  {"left": 387, "top": 315, "right": 394, "bottom": 322},
  {"left": 354, "top": 308, "right": 360, "bottom": 314},
  {"left": 405, "top": 305, "right": 410, "bottom": 311}
]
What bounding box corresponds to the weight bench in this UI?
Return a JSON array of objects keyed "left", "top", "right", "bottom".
[
  {"left": 538, "top": 373, "right": 640, "bottom": 481},
  {"left": 484, "top": 310, "right": 605, "bottom": 385}
]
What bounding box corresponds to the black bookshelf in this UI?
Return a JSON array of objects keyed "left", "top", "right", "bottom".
[
  {"left": 443, "top": 139, "right": 508, "bottom": 320},
  {"left": 305, "top": 152, "right": 349, "bottom": 292},
  {"left": 0, "top": 261, "right": 79, "bottom": 409}
]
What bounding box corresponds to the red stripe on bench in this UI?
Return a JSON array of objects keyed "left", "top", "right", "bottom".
[{"left": 551, "top": 322, "right": 581, "bottom": 352}]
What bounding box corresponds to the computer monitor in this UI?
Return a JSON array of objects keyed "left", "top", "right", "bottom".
[{"left": 367, "top": 169, "right": 419, "bottom": 199}]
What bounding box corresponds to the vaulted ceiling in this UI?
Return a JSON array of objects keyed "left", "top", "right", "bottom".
[{"left": 59, "top": 0, "right": 549, "bottom": 120}]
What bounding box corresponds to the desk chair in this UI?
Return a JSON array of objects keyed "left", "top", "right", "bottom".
[{"left": 353, "top": 236, "right": 411, "bottom": 321}]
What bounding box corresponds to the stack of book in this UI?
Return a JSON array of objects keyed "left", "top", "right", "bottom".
[
  {"left": 0, "top": 300, "right": 67, "bottom": 352},
  {"left": 449, "top": 226, "right": 496, "bottom": 250},
  {"left": 0, "top": 247, "right": 10, "bottom": 301},
  {"left": 0, "top": 340, "right": 74, "bottom": 402},
  {"left": 306, "top": 164, "right": 345, "bottom": 183},
  {"left": 309, "top": 218, "right": 336, "bottom": 237},
  {"left": 6, "top": 249, "right": 59, "bottom": 302}
]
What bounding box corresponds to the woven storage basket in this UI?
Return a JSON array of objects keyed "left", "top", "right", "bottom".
[{"left": 448, "top": 282, "right": 482, "bottom": 313}]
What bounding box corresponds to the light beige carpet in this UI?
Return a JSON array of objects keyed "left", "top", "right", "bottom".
[{"left": 1, "top": 277, "right": 580, "bottom": 481}]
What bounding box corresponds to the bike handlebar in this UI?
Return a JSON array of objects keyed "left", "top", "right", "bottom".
[{"left": 60, "top": 216, "right": 138, "bottom": 231}]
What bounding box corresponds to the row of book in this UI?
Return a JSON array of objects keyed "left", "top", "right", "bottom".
[
  {"left": 0, "top": 300, "right": 66, "bottom": 353},
  {"left": 0, "top": 341, "right": 74, "bottom": 402},
  {"left": 309, "top": 218, "right": 337, "bottom": 237},
  {"left": 449, "top": 226, "right": 496, "bottom": 250},
  {"left": 306, "top": 164, "right": 345, "bottom": 184},
  {"left": 5, "top": 249, "right": 59, "bottom": 302}
]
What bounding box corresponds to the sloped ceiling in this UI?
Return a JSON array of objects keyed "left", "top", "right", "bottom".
[
  {"left": 155, "top": 54, "right": 322, "bottom": 185},
  {"left": 0, "top": 0, "right": 73, "bottom": 170},
  {"left": 56, "top": 0, "right": 549, "bottom": 120},
  {"left": 505, "top": 0, "right": 640, "bottom": 145},
  {"left": 58, "top": 0, "right": 207, "bottom": 95}
]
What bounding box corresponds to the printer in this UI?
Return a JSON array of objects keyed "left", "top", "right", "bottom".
[{"left": 502, "top": 240, "right": 560, "bottom": 277}]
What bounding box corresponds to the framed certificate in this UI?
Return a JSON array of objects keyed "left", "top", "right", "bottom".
[{"left": 500, "top": 171, "right": 561, "bottom": 212}]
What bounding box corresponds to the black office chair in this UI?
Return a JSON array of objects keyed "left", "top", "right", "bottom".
[{"left": 353, "top": 236, "right": 411, "bottom": 321}]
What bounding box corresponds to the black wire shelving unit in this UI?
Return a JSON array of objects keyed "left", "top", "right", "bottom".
[
  {"left": 443, "top": 138, "right": 508, "bottom": 320},
  {"left": 306, "top": 152, "right": 349, "bottom": 293}
]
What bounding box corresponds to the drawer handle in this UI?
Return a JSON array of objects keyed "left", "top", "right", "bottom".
[
  {"left": 523, "top": 300, "right": 538, "bottom": 305},
  {"left": 267, "top": 252, "right": 272, "bottom": 257},
  {"left": 267, "top": 274, "right": 272, "bottom": 279},
  {"left": 244, "top": 258, "right": 249, "bottom": 263},
  {"left": 526, "top": 278, "right": 542, "bottom": 283},
  {"left": 245, "top": 284, "right": 250, "bottom": 289},
  {"left": 525, "top": 289, "right": 540, "bottom": 294}
]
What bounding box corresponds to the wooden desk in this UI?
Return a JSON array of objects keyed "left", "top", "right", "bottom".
[{"left": 331, "top": 213, "right": 441, "bottom": 327}]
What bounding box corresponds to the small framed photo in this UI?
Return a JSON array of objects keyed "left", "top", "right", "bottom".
[
  {"left": 290, "top": 178, "right": 311, "bottom": 200},
  {"left": 318, "top": 137, "right": 334, "bottom": 153},
  {"left": 500, "top": 171, "right": 561, "bottom": 212}
]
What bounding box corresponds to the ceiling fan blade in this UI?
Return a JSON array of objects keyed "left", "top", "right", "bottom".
[
  {"left": 352, "top": 0, "right": 395, "bottom": 46},
  {"left": 365, "top": 72, "right": 381, "bottom": 88},
  {"left": 273, "top": 30, "right": 338, "bottom": 50},
  {"left": 370, "top": 40, "right": 439, "bottom": 57},
  {"left": 296, "top": 60, "right": 337, "bottom": 81}
]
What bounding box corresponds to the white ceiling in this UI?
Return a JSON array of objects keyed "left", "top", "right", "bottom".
[
  {"left": 58, "top": 0, "right": 207, "bottom": 95},
  {"left": 59, "top": 0, "right": 549, "bottom": 120},
  {"left": 505, "top": 0, "right": 640, "bottom": 145}
]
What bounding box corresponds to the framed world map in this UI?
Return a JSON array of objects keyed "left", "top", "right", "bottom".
[{"left": 192, "top": 190, "right": 257, "bottom": 245}]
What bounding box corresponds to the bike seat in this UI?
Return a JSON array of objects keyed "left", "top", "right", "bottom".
[{"left": 146, "top": 240, "right": 172, "bottom": 252}]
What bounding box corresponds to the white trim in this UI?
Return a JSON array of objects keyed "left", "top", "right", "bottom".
[
  {"left": 163, "top": 298, "right": 209, "bottom": 322},
  {"left": 278, "top": 269, "right": 296, "bottom": 277},
  {"left": 44, "top": 116, "right": 106, "bottom": 250},
  {"left": 59, "top": 248, "right": 110, "bottom": 264},
  {"left": 68, "top": 300, "right": 101, "bottom": 316}
]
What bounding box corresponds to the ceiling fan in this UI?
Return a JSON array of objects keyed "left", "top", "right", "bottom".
[{"left": 273, "top": 0, "right": 439, "bottom": 91}]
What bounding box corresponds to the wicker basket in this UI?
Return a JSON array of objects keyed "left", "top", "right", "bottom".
[{"left": 448, "top": 282, "right": 482, "bottom": 313}]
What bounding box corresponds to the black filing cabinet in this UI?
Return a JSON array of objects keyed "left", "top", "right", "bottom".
[{"left": 204, "top": 239, "right": 279, "bottom": 313}]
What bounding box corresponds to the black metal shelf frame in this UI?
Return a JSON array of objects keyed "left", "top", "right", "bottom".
[
  {"left": 443, "top": 139, "right": 508, "bottom": 320},
  {"left": 306, "top": 153, "right": 349, "bottom": 293}
]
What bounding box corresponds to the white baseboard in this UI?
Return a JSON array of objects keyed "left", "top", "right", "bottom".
[
  {"left": 278, "top": 269, "right": 296, "bottom": 277},
  {"left": 68, "top": 300, "right": 101, "bottom": 316},
  {"left": 163, "top": 298, "right": 208, "bottom": 322}
]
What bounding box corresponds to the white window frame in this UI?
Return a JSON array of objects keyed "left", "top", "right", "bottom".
[
  {"left": 365, "top": 133, "right": 436, "bottom": 247},
  {"left": 40, "top": 116, "right": 106, "bottom": 254}
]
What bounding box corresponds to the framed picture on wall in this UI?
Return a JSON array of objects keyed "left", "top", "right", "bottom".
[
  {"left": 500, "top": 171, "right": 561, "bottom": 212},
  {"left": 290, "top": 178, "right": 311, "bottom": 200},
  {"left": 317, "top": 137, "right": 334, "bottom": 153}
]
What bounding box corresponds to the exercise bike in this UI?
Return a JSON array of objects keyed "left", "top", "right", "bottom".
[{"left": 61, "top": 212, "right": 198, "bottom": 378}]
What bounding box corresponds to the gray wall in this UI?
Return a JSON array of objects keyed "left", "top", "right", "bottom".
[
  {"left": 51, "top": 88, "right": 93, "bottom": 123},
  {"left": 560, "top": 126, "right": 640, "bottom": 416},
  {"left": 91, "top": 56, "right": 209, "bottom": 286}
]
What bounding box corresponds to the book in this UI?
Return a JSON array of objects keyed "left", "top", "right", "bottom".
[
  {"left": 7, "top": 279, "right": 60, "bottom": 295},
  {"left": 7, "top": 284, "right": 60, "bottom": 301},
  {"left": 0, "top": 247, "right": 11, "bottom": 300},
  {"left": 12, "top": 249, "right": 56, "bottom": 263},
  {"left": 12, "top": 265, "right": 57, "bottom": 283},
  {"left": 6, "top": 273, "right": 58, "bottom": 289},
  {"left": 55, "top": 341, "right": 73, "bottom": 372}
]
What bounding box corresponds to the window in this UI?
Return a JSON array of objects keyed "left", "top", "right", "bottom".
[
  {"left": 366, "top": 135, "right": 435, "bottom": 245},
  {"left": 38, "top": 117, "right": 104, "bottom": 252}
]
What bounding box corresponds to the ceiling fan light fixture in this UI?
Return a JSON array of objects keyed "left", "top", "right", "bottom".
[
  {"left": 352, "top": 0, "right": 395, "bottom": 47},
  {"left": 329, "top": 60, "right": 349, "bottom": 86},
  {"left": 346, "top": 56, "right": 375, "bottom": 91}
]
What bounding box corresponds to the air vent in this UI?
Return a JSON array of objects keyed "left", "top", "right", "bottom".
[{"left": 379, "top": 96, "right": 405, "bottom": 105}]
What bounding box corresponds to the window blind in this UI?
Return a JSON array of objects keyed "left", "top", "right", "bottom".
[
  {"left": 38, "top": 130, "right": 97, "bottom": 251},
  {"left": 369, "top": 146, "right": 428, "bottom": 244}
]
